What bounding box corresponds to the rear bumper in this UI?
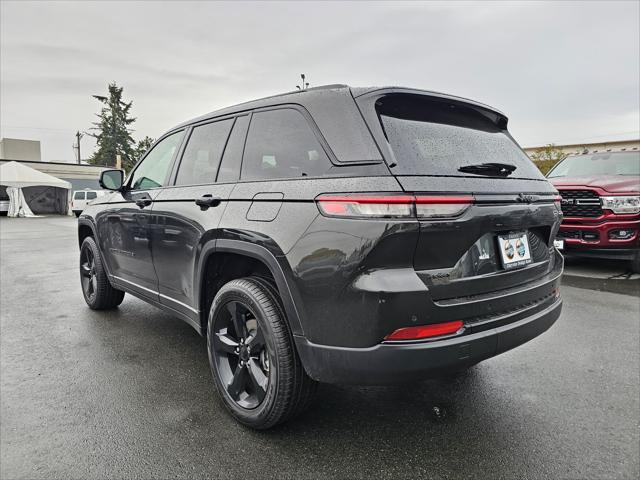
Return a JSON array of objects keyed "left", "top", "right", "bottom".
[{"left": 295, "top": 296, "right": 562, "bottom": 385}]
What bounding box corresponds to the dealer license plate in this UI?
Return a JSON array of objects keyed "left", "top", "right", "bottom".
[
  {"left": 497, "top": 232, "right": 533, "bottom": 270},
  {"left": 553, "top": 239, "right": 564, "bottom": 250}
]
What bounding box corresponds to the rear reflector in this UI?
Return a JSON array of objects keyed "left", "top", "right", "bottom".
[
  {"left": 384, "top": 320, "right": 464, "bottom": 341},
  {"left": 316, "top": 194, "right": 473, "bottom": 219}
]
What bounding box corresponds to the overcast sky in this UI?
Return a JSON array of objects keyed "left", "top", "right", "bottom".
[{"left": 1, "top": 0, "right": 639, "bottom": 162}]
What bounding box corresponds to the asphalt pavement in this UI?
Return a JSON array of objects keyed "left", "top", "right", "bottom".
[{"left": 1, "top": 216, "right": 638, "bottom": 479}]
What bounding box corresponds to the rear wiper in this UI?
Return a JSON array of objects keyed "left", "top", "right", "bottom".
[{"left": 458, "top": 162, "right": 517, "bottom": 177}]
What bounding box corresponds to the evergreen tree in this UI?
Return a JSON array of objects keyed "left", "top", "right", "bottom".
[
  {"left": 89, "top": 83, "right": 136, "bottom": 168},
  {"left": 133, "top": 136, "right": 155, "bottom": 169}
]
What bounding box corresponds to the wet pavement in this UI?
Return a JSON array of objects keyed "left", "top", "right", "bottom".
[
  {"left": 1, "top": 216, "right": 638, "bottom": 479},
  {"left": 562, "top": 256, "right": 640, "bottom": 297}
]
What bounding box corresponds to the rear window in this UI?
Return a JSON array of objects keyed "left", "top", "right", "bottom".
[
  {"left": 548, "top": 152, "right": 640, "bottom": 177},
  {"left": 74, "top": 191, "right": 85, "bottom": 200},
  {"left": 377, "top": 94, "right": 542, "bottom": 179},
  {"left": 175, "top": 119, "right": 234, "bottom": 186},
  {"left": 241, "top": 108, "right": 331, "bottom": 181}
]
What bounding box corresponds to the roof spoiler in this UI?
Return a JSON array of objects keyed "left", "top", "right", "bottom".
[{"left": 351, "top": 87, "right": 508, "bottom": 129}]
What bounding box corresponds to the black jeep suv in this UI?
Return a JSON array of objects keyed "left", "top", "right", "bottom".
[{"left": 78, "top": 85, "right": 563, "bottom": 428}]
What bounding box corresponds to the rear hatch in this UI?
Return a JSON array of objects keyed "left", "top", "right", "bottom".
[{"left": 355, "top": 89, "right": 561, "bottom": 301}]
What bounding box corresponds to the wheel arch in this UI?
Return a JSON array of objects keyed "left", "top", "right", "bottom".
[
  {"left": 78, "top": 218, "right": 97, "bottom": 247},
  {"left": 196, "top": 239, "right": 305, "bottom": 337}
]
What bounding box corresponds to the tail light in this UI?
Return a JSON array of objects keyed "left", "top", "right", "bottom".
[
  {"left": 316, "top": 194, "right": 473, "bottom": 219},
  {"left": 385, "top": 320, "right": 464, "bottom": 341}
]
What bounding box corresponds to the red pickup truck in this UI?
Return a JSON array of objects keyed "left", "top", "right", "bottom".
[{"left": 548, "top": 151, "right": 640, "bottom": 273}]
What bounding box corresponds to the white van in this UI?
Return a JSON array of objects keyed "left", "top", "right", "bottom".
[{"left": 72, "top": 189, "right": 107, "bottom": 217}]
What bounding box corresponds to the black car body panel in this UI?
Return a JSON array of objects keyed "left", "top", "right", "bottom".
[{"left": 79, "top": 85, "right": 563, "bottom": 385}]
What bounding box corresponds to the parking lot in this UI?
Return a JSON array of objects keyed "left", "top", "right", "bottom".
[{"left": 1, "top": 216, "right": 638, "bottom": 479}]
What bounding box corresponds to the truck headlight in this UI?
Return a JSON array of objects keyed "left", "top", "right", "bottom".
[{"left": 601, "top": 196, "right": 640, "bottom": 214}]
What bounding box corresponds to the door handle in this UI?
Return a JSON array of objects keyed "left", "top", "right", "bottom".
[
  {"left": 195, "top": 194, "right": 222, "bottom": 210},
  {"left": 135, "top": 198, "right": 152, "bottom": 209}
]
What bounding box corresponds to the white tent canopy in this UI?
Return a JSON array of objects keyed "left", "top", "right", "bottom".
[
  {"left": 0, "top": 161, "right": 72, "bottom": 189},
  {"left": 0, "top": 161, "right": 72, "bottom": 217}
]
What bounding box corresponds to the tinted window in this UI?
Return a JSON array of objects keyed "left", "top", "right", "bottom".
[
  {"left": 86, "top": 191, "right": 97, "bottom": 200},
  {"left": 175, "top": 119, "right": 233, "bottom": 186},
  {"left": 242, "top": 109, "right": 330, "bottom": 180},
  {"left": 217, "top": 115, "right": 249, "bottom": 183},
  {"left": 377, "top": 94, "right": 542, "bottom": 179},
  {"left": 74, "top": 191, "right": 85, "bottom": 200},
  {"left": 130, "top": 131, "right": 184, "bottom": 190},
  {"left": 548, "top": 152, "right": 640, "bottom": 177}
]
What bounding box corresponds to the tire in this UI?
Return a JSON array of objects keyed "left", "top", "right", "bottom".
[
  {"left": 249, "top": 275, "right": 318, "bottom": 419},
  {"left": 207, "top": 277, "right": 317, "bottom": 429},
  {"left": 74, "top": 211, "right": 81, "bottom": 217},
  {"left": 79, "top": 236, "right": 125, "bottom": 309},
  {"left": 631, "top": 251, "right": 640, "bottom": 274}
]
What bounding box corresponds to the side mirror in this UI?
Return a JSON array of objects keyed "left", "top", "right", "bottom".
[{"left": 99, "top": 169, "right": 124, "bottom": 191}]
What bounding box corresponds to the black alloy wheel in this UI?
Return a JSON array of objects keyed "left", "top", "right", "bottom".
[
  {"left": 80, "top": 245, "right": 98, "bottom": 302},
  {"left": 79, "top": 236, "right": 125, "bottom": 310},
  {"left": 212, "top": 300, "right": 270, "bottom": 409},
  {"left": 207, "top": 277, "right": 317, "bottom": 429}
]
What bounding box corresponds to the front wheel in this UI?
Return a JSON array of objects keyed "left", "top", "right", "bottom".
[
  {"left": 207, "top": 277, "right": 317, "bottom": 429},
  {"left": 80, "top": 236, "right": 125, "bottom": 309}
]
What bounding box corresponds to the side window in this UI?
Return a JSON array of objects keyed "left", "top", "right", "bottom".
[
  {"left": 175, "top": 119, "right": 233, "bottom": 186},
  {"left": 217, "top": 115, "right": 249, "bottom": 183},
  {"left": 129, "top": 131, "right": 184, "bottom": 190},
  {"left": 86, "top": 191, "right": 97, "bottom": 200},
  {"left": 74, "top": 192, "right": 85, "bottom": 200},
  {"left": 241, "top": 109, "right": 331, "bottom": 181}
]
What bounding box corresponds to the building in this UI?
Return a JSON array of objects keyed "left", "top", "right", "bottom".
[
  {"left": 0, "top": 138, "right": 42, "bottom": 162},
  {"left": 524, "top": 138, "right": 639, "bottom": 157}
]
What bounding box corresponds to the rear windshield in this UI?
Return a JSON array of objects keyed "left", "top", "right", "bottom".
[
  {"left": 377, "top": 94, "right": 542, "bottom": 179},
  {"left": 547, "top": 152, "right": 640, "bottom": 177}
]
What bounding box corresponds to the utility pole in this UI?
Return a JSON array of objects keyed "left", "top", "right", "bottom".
[{"left": 74, "top": 131, "right": 84, "bottom": 164}]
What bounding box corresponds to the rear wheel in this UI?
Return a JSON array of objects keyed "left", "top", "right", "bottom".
[
  {"left": 80, "top": 237, "right": 125, "bottom": 309},
  {"left": 207, "top": 277, "right": 317, "bottom": 429}
]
